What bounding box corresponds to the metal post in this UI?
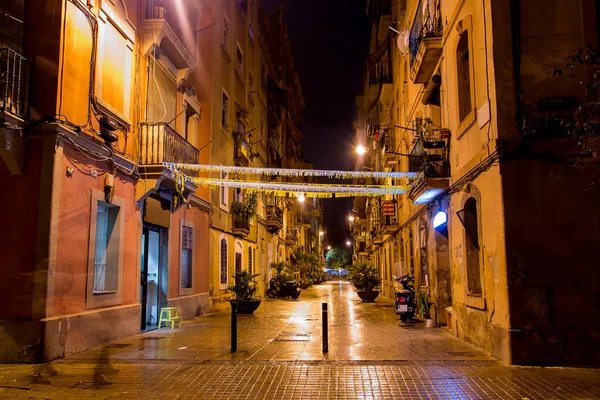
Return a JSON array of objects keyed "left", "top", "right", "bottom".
[
  {"left": 322, "top": 302, "right": 328, "bottom": 353},
  {"left": 231, "top": 302, "right": 238, "bottom": 353}
]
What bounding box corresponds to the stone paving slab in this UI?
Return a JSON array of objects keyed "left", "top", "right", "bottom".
[
  {"left": 1, "top": 360, "right": 599, "bottom": 399},
  {"left": 0, "top": 282, "right": 599, "bottom": 399}
]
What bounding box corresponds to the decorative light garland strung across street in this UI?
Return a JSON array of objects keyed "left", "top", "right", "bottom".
[
  {"left": 190, "top": 177, "right": 411, "bottom": 198},
  {"left": 165, "top": 163, "right": 421, "bottom": 180}
]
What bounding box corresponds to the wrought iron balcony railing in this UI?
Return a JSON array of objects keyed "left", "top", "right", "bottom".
[
  {"left": 369, "top": 60, "right": 392, "bottom": 85},
  {"left": 233, "top": 131, "right": 251, "bottom": 167},
  {"left": 266, "top": 204, "right": 283, "bottom": 232},
  {"left": 0, "top": 48, "right": 28, "bottom": 119},
  {"left": 139, "top": 122, "right": 199, "bottom": 166},
  {"left": 408, "top": 131, "right": 450, "bottom": 178},
  {"left": 409, "top": 0, "right": 443, "bottom": 68},
  {"left": 285, "top": 228, "right": 297, "bottom": 244},
  {"left": 232, "top": 212, "right": 250, "bottom": 237}
]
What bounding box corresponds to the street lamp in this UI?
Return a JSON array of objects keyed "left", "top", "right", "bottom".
[
  {"left": 346, "top": 240, "right": 351, "bottom": 246},
  {"left": 319, "top": 231, "right": 324, "bottom": 236},
  {"left": 297, "top": 193, "right": 305, "bottom": 203},
  {"left": 327, "top": 245, "right": 332, "bottom": 250},
  {"left": 348, "top": 215, "right": 355, "bottom": 222}
]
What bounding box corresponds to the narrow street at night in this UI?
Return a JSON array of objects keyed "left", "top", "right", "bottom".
[
  {"left": 0, "top": 283, "right": 599, "bottom": 399},
  {"left": 2, "top": 0, "right": 600, "bottom": 397}
]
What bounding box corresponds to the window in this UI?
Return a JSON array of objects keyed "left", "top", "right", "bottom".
[
  {"left": 87, "top": 190, "right": 125, "bottom": 309},
  {"left": 181, "top": 226, "right": 193, "bottom": 289},
  {"left": 220, "top": 238, "right": 228, "bottom": 285},
  {"left": 248, "top": 247, "right": 253, "bottom": 274},
  {"left": 94, "top": 203, "right": 119, "bottom": 293},
  {"left": 184, "top": 106, "right": 195, "bottom": 142},
  {"left": 399, "top": 237, "right": 405, "bottom": 273},
  {"left": 408, "top": 231, "right": 415, "bottom": 274},
  {"left": 220, "top": 171, "right": 229, "bottom": 208},
  {"left": 456, "top": 31, "right": 472, "bottom": 122},
  {"left": 222, "top": 90, "right": 230, "bottom": 129},
  {"left": 94, "top": 0, "right": 136, "bottom": 126},
  {"left": 235, "top": 252, "right": 242, "bottom": 275},
  {"left": 463, "top": 197, "right": 482, "bottom": 294},
  {"left": 222, "top": 15, "right": 230, "bottom": 55}
]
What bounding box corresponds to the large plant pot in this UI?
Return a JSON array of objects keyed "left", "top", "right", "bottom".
[
  {"left": 357, "top": 291, "right": 379, "bottom": 302},
  {"left": 229, "top": 300, "right": 261, "bottom": 314}
]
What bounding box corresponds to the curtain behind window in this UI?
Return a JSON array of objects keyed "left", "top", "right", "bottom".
[{"left": 94, "top": 204, "right": 109, "bottom": 292}]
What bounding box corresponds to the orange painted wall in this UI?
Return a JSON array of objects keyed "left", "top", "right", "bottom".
[
  {"left": 167, "top": 206, "right": 210, "bottom": 299},
  {"left": 51, "top": 145, "right": 139, "bottom": 316}
]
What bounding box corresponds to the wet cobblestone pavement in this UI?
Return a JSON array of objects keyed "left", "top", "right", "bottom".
[{"left": 1, "top": 281, "right": 599, "bottom": 399}]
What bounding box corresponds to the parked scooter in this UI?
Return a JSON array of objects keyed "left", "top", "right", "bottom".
[
  {"left": 394, "top": 274, "right": 416, "bottom": 322},
  {"left": 267, "top": 277, "right": 301, "bottom": 299}
]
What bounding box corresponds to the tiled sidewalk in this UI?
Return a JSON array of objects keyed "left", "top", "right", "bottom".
[{"left": 0, "top": 282, "right": 599, "bottom": 399}]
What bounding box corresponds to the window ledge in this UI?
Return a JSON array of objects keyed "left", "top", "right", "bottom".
[
  {"left": 465, "top": 293, "right": 486, "bottom": 310},
  {"left": 456, "top": 110, "right": 476, "bottom": 140},
  {"left": 93, "top": 290, "right": 118, "bottom": 295}
]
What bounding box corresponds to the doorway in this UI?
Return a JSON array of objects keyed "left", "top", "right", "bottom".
[{"left": 141, "top": 224, "right": 167, "bottom": 331}]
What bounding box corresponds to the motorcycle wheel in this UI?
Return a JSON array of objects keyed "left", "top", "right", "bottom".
[
  {"left": 400, "top": 314, "right": 408, "bottom": 323},
  {"left": 267, "top": 289, "right": 277, "bottom": 298},
  {"left": 290, "top": 291, "right": 300, "bottom": 299}
]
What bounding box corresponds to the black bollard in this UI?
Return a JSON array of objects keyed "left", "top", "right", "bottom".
[
  {"left": 322, "top": 302, "right": 328, "bottom": 353},
  {"left": 231, "top": 302, "right": 238, "bottom": 353}
]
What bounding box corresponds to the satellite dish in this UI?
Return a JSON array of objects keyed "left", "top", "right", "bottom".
[{"left": 397, "top": 30, "right": 410, "bottom": 55}]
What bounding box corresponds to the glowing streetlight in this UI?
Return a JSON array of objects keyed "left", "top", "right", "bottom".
[
  {"left": 346, "top": 240, "right": 351, "bottom": 246},
  {"left": 327, "top": 245, "right": 332, "bottom": 250},
  {"left": 297, "top": 193, "right": 305, "bottom": 203},
  {"left": 356, "top": 145, "right": 367, "bottom": 155},
  {"left": 319, "top": 231, "right": 324, "bottom": 236},
  {"left": 348, "top": 216, "right": 355, "bottom": 222}
]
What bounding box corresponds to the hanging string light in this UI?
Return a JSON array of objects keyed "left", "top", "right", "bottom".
[
  {"left": 190, "top": 177, "right": 410, "bottom": 197},
  {"left": 165, "top": 163, "right": 421, "bottom": 180}
]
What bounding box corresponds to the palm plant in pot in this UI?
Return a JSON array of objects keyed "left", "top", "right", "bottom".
[
  {"left": 228, "top": 270, "right": 262, "bottom": 314},
  {"left": 418, "top": 291, "right": 435, "bottom": 327},
  {"left": 350, "top": 262, "right": 381, "bottom": 302}
]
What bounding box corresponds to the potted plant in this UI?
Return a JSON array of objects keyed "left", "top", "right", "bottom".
[
  {"left": 152, "top": 0, "right": 166, "bottom": 18},
  {"left": 231, "top": 192, "right": 258, "bottom": 217},
  {"left": 350, "top": 262, "right": 381, "bottom": 302},
  {"left": 228, "top": 270, "right": 262, "bottom": 314},
  {"left": 418, "top": 291, "right": 435, "bottom": 327}
]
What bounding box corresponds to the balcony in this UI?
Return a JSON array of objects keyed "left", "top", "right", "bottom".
[
  {"left": 409, "top": 0, "right": 443, "bottom": 84},
  {"left": 266, "top": 204, "right": 283, "bottom": 233},
  {"left": 285, "top": 228, "right": 297, "bottom": 246},
  {"left": 138, "top": 122, "right": 199, "bottom": 177},
  {"left": 267, "top": 143, "right": 282, "bottom": 168},
  {"left": 142, "top": 1, "right": 197, "bottom": 85},
  {"left": 233, "top": 132, "right": 251, "bottom": 167},
  {"left": 408, "top": 130, "right": 450, "bottom": 204},
  {"left": 358, "top": 241, "right": 367, "bottom": 255},
  {"left": 232, "top": 212, "right": 250, "bottom": 237},
  {"left": 379, "top": 201, "right": 398, "bottom": 236},
  {"left": 0, "top": 48, "right": 28, "bottom": 120},
  {"left": 383, "top": 132, "right": 397, "bottom": 167},
  {"left": 0, "top": 48, "right": 29, "bottom": 175}
]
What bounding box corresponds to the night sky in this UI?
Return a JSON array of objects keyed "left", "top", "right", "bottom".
[{"left": 278, "top": 0, "right": 370, "bottom": 245}]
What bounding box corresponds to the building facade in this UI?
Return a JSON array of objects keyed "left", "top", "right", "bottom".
[
  {"left": 0, "top": 0, "right": 316, "bottom": 362},
  {"left": 353, "top": 0, "right": 600, "bottom": 365}
]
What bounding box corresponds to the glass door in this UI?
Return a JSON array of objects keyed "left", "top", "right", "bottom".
[{"left": 141, "top": 225, "right": 161, "bottom": 331}]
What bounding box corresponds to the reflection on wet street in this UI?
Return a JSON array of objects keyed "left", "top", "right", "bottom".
[
  {"left": 61, "top": 281, "right": 489, "bottom": 363},
  {"left": 2, "top": 282, "right": 600, "bottom": 399}
]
